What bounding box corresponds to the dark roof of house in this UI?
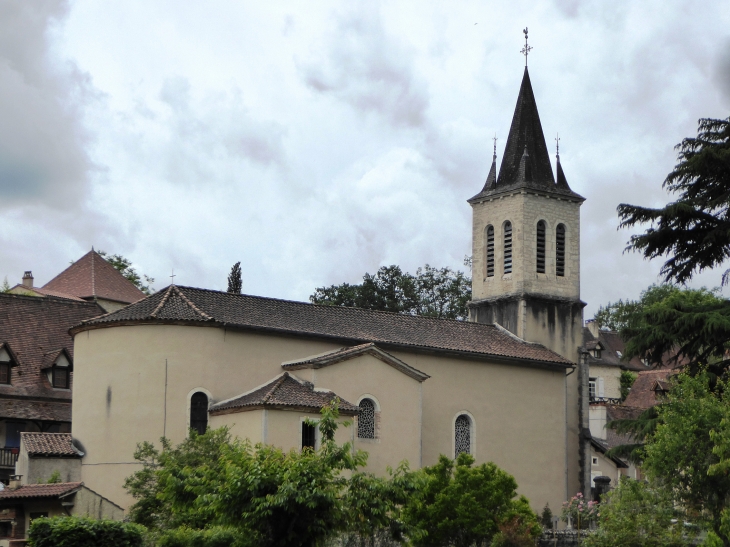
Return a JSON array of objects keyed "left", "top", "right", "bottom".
[
  {"left": 8, "top": 285, "right": 86, "bottom": 301},
  {"left": 582, "top": 328, "right": 646, "bottom": 371},
  {"left": 210, "top": 372, "right": 359, "bottom": 415},
  {"left": 73, "top": 285, "right": 573, "bottom": 368},
  {"left": 0, "top": 293, "right": 104, "bottom": 401},
  {"left": 0, "top": 482, "right": 82, "bottom": 500},
  {"left": 42, "top": 250, "right": 146, "bottom": 305},
  {"left": 623, "top": 370, "right": 674, "bottom": 409},
  {"left": 0, "top": 399, "right": 71, "bottom": 422},
  {"left": 282, "top": 343, "right": 430, "bottom": 382},
  {"left": 468, "top": 67, "right": 583, "bottom": 203},
  {"left": 604, "top": 404, "right": 643, "bottom": 452},
  {"left": 21, "top": 432, "right": 82, "bottom": 457}
]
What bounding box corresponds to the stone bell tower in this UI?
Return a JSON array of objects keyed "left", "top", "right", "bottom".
[{"left": 467, "top": 64, "right": 589, "bottom": 498}]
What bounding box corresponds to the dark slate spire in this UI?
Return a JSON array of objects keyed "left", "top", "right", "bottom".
[
  {"left": 556, "top": 153, "right": 570, "bottom": 190},
  {"left": 497, "top": 67, "right": 554, "bottom": 188}
]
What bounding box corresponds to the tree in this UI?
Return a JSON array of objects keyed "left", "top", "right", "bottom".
[
  {"left": 619, "top": 370, "right": 637, "bottom": 401},
  {"left": 642, "top": 372, "right": 730, "bottom": 545},
  {"left": 98, "top": 251, "right": 155, "bottom": 295},
  {"left": 1, "top": 277, "right": 10, "bottom": 293},
  {"left": 311, "top": 264, "right": 472, "bottom": 320},
  {"left": 618, "top": 117, "right": 730, "bottom": 286},
  {"left": 402, "top": 453, "right": 540, "bottom": 547},
  {"left": 227, "top": 262, "right": 242, "bottom": 294}
]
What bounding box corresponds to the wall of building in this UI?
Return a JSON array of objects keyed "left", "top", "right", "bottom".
[
  {"left": 589, "top": 365, "right": 622, "bottom": 400},
  {"left": 590, "top": 448, "right": 620, "bottom": 488},
  {"left": 73, "top": 323, "right": 570, "bottom": 514},
  {"left": 210, "top": 408, "right": 265, "bottom": 445},
  {"left": 71, "top": 486, "right": 125, "bottom": 520}
]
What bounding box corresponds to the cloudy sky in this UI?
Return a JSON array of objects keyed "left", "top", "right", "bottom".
[{"left": 1, "top": 0, "right": 729, "bottom": 318}]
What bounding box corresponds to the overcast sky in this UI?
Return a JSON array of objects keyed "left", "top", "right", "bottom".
[{"left": 1, "top": 0, "right": 729, "bottom": 318}]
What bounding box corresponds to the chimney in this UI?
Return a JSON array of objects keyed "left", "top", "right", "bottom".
[
  {"left": 8, "top": 475, "right": 22, "bottom": 491},
  {"left": 22, "top": 271, "right": 33, "bottom": 289},
  {"left": 585, "top": 319, "right": 600, "bottom": 338}
]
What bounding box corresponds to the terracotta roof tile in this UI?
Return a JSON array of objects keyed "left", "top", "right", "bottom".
[
  {"left": 0, "top": 482, "right": 82, "bottom": 499},
  {"left": 76, "top": 286, "right": 573, "bottom": 367},
  {"left": 42, "top": 250, "right": 145, "bottom": 305},
  {"left": 0, "top": 400, "right": 71, "bottom": 422},
  {"left": 623, "top": 370, "right": 675, "bottom": 409},
  {"left": 210, "top": 372, "right": 359, "bottom": 415},
  {"left": 21, "top": 432, "right": 81, "bottom": 457}
]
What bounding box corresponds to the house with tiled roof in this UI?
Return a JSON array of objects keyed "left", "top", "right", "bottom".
[
  {"left": 9, "top": 250, "right": 145, "bottom": 313},
  {"left": 0, "top": 293, "right": 104, "bottom": 483}
]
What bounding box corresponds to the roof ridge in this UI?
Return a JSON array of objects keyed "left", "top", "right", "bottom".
[
  {"left": 150, "top": 286, "right": 176, "bottom": 318},
  {"left": 262, "top": 372, "right": 291, "bottom": 403},
  {"left": 175, "top": 287, "right": 213, "bottom": 320}
]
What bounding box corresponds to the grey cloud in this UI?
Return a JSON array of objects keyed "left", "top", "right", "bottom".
[
  {"left": 0, "top": 1, "right": 94, "bottom": 207},
  {"left": 301, "top": 7, "right": 429, "bottom": 128},
  {"left": 716, "top": 39, "right": 730, "bottom": 106}
]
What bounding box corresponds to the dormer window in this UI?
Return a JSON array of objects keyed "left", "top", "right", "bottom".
[
  {"left": 0, "top": 343, "right": 19, "bottom": 385},
  {"left": 0, "top": 362, "right": 10, "bottom": 384},
  {"left": 41, "top": 349, "right": 72, "bottom": 390},
  {"left": 52, "top": 366, "right": 69, "bottom": 389},
  {"left": 593, "top": 349, "right": 601, "bottom": 359}
]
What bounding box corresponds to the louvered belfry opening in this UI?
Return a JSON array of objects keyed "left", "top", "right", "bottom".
[
  {"left": 556, "top": 224, "right": 566, "bottom": 277},
  {"left": 486, "top": 225, "right": 495, "bottom": 277},
  {"left": 536, "top": 220, "right": 546, "bottom": 273},
  {"left": 503, "top": 221, "right": 513, "bottom": 274}
]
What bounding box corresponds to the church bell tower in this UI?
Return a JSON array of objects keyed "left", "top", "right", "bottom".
[{"left": 467, "top": 60, "right": 588, "bottom": 497}]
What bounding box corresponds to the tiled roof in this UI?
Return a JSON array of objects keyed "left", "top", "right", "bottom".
[
  {"left": 0, "top": 482, "right": 82, "bottom": 499},
  {"left": 282, "top": 343, "right": 430, "bottom": 382},
  {"left": 8, "top": 285, "right": 86, "bottom": 301},
  {"left": 0, "top": 399, "right": 71, "bottom": 422},
  {"left": 0, "top": 293, "right": 104, "bottom": 400},
  {"left": 210, "top": 372, "right": 359, "bottom": 415},
  {"left": 21, "top": 432, "right": 81, "bottom": 457},
  {"left": 42, "top": 250, "right": 145, "bottom": 305},
  {"left": 591, "top": 437, "right": 628, "bottom": 468},
  {"left": 468, "top": 68, "right": 583, "bottom": 203},
  {"left": 582, "top": 328, "right": 646, "bottom": 371},
  {"left": 605, "top": 404, "right": 643, "bottom": 451},
  {"left": 623, "top": 370, "right": 674, "bottom": 409},
  {"left": 75, "top": 286, "right": 572, "bottom": 367}
]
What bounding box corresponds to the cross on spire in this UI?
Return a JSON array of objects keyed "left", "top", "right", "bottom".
[
  {"left": 170, "top": 269, "right": 176, "bottom": 285},
  {"left": 555, "top": 133, "right": 560, "bottom": 158},
  {"left": 520, "top": 27, "right": 532, "bottom": 66},
  {"left": 492, "top": 134, "right": 498, "bottom": 160}
]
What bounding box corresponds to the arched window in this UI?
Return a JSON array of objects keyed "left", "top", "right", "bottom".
[
  {"left": 536, "top": 220, "right": 546, "bottom": 273},
  {"left": 358, "top": 398, "right": 376, "bottom": 439},
  {"left": 503, "top": 221, "right": 513, "bottom": 274},
  {"left": 454, "top": 414, "right": 472, "bottom": 456},
  {"left": 485, "top": 225, "right": 495, "bottom": 278},
  {"left": 556, "top": 224, "right": 566, "bottom": 277},
  {"left": 190, "top": 392, "right": 209, "bottom": 435}
]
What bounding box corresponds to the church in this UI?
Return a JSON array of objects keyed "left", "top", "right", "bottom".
[{"left": 69, "top": 64, "right": 589, "bottom": 513}]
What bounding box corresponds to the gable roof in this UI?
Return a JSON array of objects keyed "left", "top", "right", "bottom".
[
  {"left": 209, "top": 372, "right": 359, "bottom": 416},
  {"left": 0, "top": 342, "right": 19, "bottom": 366},
  {"left": 623, "top": 369, "right": 674, "bottom": 409},
  {"left": 591, "top": 437, "right": 628, "bottom": 469},
  {"left": 42, "top": 250, "right": 146, "bottom": 305},
  {"left": 468, "top": 68, "right": 583, "bottom": 203},
  {"left": 282, "top": 343, "right": 430, "bottom": 382},
  {"left": 21, "top": 432, "right": 82, "bottom": 457},
  {"left": 0, "top": 293, "right": 104, "bottom": 399},
  {"left": 582, "top": 328, "right": 646, "bottom": 371},
  {"left": 73, "top": 285, "right": 573, "bottom": 368},
  {"left": 0, "top": 482, "right": 82, "bottom": 500}
]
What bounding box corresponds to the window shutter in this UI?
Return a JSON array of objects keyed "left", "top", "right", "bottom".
[{"left": 597, "top": 377, "right": 605, "bottom": 398}]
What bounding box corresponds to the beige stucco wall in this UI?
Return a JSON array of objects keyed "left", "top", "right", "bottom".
[
  {"left": 210, "top": 408, "right": 265, "bottom": 445},
  {"left": 590, "top": 447, "right": 620, "bottom": 488},
  {"left": 588, "top": 405, "right": 607, "bottom": 441},
  {"left": 471, "top": 192, "right": 581, "bottom": 301},
  {"left": 16, "top": 453, "right": 81, "bottom": 485},
  {"left": 589, "top": 365, "right": 622, "bottom": 400},
  {"left": 71, "top": 486, "right": 125, "bottom": 520},
  {"left": 73, "top": 323, "right": 569, "bottom": 514},
  {"left": 295, "top": 354, "right": 422, "bottom": 473}
]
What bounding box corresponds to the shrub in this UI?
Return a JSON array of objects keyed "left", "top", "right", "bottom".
[
  {"left": 28, "top": 516, "right": 145, "bottom": 547},
  {"left": 156, "top": 526, "right": 246, "bottom": 547}
]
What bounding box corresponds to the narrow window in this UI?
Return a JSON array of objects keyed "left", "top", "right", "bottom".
[
  {"left": 503, "top": 221, "right": 513, "bottom": 274},
  {"left": 357, "top": 398, "right": 376, "bottom": 439},
  {"left": 556, "top": 224, "right": 566, "bottom": 277},
  {"left": 0, "top": 363, "right": 10, "bottom": 385},
  {"left": 190, "top": 392, "right": 209, "bottom": 435},
  {"left": 589, "top": 378, "right": 597, "bottom": 401},
  {"left": 52, "top": 367, "right": 69, "bottom": 389},
  {"left": 536, "top": 220, "right": 546, "bottom": 273},
  {"left": 302, "top": 422, "right": 316, "bottom": 450},
  {"left": 454, "top": 414, "right": 472, "bottom": 457},
  {"left": 485, "top": 225, "right": 495, "bottom": 278}
]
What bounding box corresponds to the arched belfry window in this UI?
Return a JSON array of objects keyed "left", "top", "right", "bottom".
[
  {"left": 190, "top": 392, "right": 209, "bottom": 435},
  {"left": 503, "top": 221, "right": 513, "bottom": 274},
  {"left": 485, "top": 225, "right": 495, "bottom": 278},
  {"left": 358, "top": 398, "right": 376, "bottom": 439},
  {"left": 536, "top": 220, "right": 546, "bottom": 273},
  {"left": 556, "top": 224, "right": 566, "bottom": 277},
  {"left": 454, "top": 414, "right": 472, "bottom": 456}
]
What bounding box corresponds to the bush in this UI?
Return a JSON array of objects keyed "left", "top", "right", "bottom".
[
  {"left": 28, "top": 516, "right": 145, "bottom": 547},
  {"left": 156, "top": 526, "right": 246, "bottom": 547}
]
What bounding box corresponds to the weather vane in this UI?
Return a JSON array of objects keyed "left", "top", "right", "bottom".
[
  {"left": 492, "top": 134, "right": 498, "bottom": 159},
  {"left": 520, "top": 27, "right": 532, "bottom": 66},
  {"left": 555, "top": 133, "right": 560, "bottom": 157}
]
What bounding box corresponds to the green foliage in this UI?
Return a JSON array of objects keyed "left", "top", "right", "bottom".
[
  {"left": 227, "top": 262, "right": 242, "bottom": 294},
  {"left": 156, "top": 526, "right": 246, "bottom": 547},
  {"left": 619, "top": 370, "right": 637, "bottom": 401},
  {"left": 594, "top": 283, "right": 678, "bottom": 332},
  {"left": 643, "top": 372, "right": 730, "bottom": 542},
  {"left": 539, "top": 503, "right": 553, "bottom": 529},
  {"left": 45, "top": 470, "right": 61, "bottom": 484},
  {"left": 618, "top": 116, "right": 730, "bottom": 286},
  {"left": 583, "top": 478, "right": 693, "bottom": 547},
  {"left": 28, "top": 516, "right": 145, "bottom": 547},
  {"left": 605, "top": 405, "right": 660, "bottom": 464},
  {"left": 402, "top": 453, "right": 540, "bottom": 547},
  {"left": 310, "top": 264, "right": 472, "bottom": 320},
  {"left": 1, "top": 277, "right": 10, "bottom": 293},
  {"left": 98, "top": 251, "right": 155, "bottom": 295},
  {"left": 561, "top": 492, "right": 598, "bottom": 527}
]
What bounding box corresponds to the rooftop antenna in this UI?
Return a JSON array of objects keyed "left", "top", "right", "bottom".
[{"left": 520, "top": 27, "right": 532, "bottom": 66}]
